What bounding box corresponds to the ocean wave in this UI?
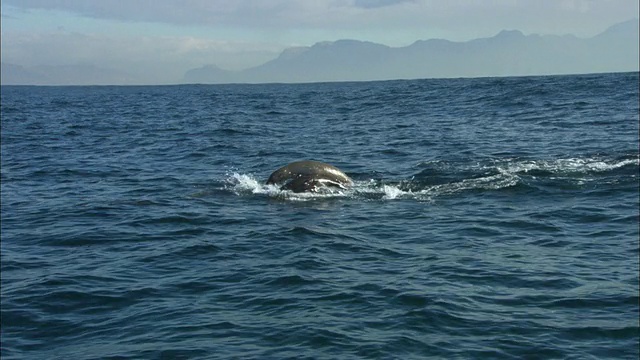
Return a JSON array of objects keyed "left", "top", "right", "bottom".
[
  {"left": 224, "top": 171, "right": 519, "bottom": 202},
  {"left": 223, "top": 155, "right": 638, "bottom": 202},
  {"left": 491, "top": 156, "right": 639, "bottom": 175}
]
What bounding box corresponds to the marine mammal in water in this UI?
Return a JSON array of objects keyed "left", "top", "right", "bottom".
[{"left": 266, "top": 160, "right": 353, "bottom": 193}]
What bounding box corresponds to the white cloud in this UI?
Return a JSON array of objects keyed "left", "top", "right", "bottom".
[{"left": 3, "top": 0, "right": 637, "bottom": 39}]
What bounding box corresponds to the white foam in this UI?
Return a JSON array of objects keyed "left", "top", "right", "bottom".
[
  {"left": 382, "top": 185, "right": 406, "bottom": 200},
  {"left": 225, "top": 172, "right": 351, "bottom": 201},
  {"left": 222, "top": 155, "right": 637, "bottom": 202},
  {"left": 224, "top": 171, "right": 519, "bottom": 202},
  {"left": 423, "top": 172, "right": 519, "bottom": 197},
  {"left": 226, "top": 173, "right": 276, "bottom": 196},
  {"left": 496, "top": 157, "right": 638, "bottom": 174}
]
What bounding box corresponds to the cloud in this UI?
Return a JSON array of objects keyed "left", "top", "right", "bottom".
[
  {"left": 3, "top": 0, "right": 637, "bottom": 37},
  {"left": 2, "top": 1, "right": 331, "bottom": 27}
]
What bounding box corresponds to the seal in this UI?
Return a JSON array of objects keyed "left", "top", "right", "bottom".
[{"left": 266, "top": 160, "right": 353, "bottom": 193}]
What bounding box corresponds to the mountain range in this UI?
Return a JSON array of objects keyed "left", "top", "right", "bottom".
[{"left": 2, "top": 19, "right": 638, "bottom": 85}]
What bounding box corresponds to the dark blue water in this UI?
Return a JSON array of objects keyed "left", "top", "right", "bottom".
[{"left": 2, "top": 72, "right": 639, "bottom": 359}]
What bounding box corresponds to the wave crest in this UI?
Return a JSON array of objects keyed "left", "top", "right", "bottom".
[{"left": 223, "top": 155, "right": 638, "bottom": 202}]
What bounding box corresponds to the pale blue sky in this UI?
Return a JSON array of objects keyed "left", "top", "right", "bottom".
[{"left": 2, "top": 0, "right": 638, "bottom": 83}]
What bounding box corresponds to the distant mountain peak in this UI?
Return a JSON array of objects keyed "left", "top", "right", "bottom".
[
  {"left": 493, "top": 29, "right": 525, "bottom": 40},
  {"left": 597, "top": 18, "right": 639, "bottom": 38},
  {"left": 313, "top": 41, "right": 333, "bottom": 47},
  {"left": 278, "top": 46, "right": 310, "bottom": 60},
  {"left": 309, "top": 39, "right": 390, "bottom": 50}
]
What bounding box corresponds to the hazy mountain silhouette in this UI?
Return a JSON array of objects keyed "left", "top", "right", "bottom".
[
  {"left": 1, "top": 62, "right": 140, "bottom": 85},
  {"left": 2, "top": 19, "right": 637, "bottom": 85},
  {"left": 185, "top": 18, "right": 639, "bottom": 84}
]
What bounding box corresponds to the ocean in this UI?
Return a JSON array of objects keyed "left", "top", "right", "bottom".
[{"left": 1, "top": 72, "right": 639, "bottom": 359}]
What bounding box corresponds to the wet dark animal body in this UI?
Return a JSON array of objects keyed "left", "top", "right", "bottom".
[{"left": 266, "top": 160, "right": 353, "bottom": 193}]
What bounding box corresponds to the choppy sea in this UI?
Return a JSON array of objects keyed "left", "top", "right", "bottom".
[{"left": 1, "top": 72, "right": 639, "bottom": 359}]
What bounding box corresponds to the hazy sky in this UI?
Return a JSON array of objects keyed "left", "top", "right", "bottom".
[{"left": 2, "top": 0, "right": 638, "bottom": 83}]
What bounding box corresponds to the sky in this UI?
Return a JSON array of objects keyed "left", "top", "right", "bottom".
[{"left": 1, "top": 0, "right": 638, "bottom": 83}]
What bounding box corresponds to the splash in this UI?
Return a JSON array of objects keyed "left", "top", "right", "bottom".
[
  {"left": 225, "top": 172, "right": 350, "bottom": 201},
  {"left": 222, "top": 155, "right": 637, "bottom": 202},
  {"left": 494, "top": 156, "right": 638, "bottom": 175},
  {"left": 224, "top": 170, "right": 518, "bottom": 202},
  {"left": 382, "top": 185, "right": 406, "bottom": 200}
]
